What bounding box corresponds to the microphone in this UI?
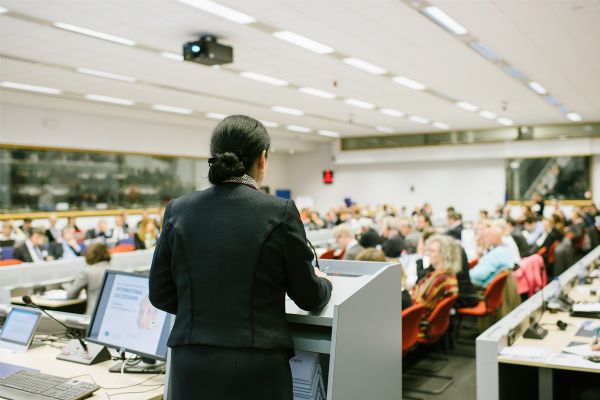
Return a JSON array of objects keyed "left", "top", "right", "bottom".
[{"left": 22, "top": 295, "right": 88, "bottom": 351}]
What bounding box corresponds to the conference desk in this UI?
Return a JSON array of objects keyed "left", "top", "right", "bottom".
[{"left": 0, "top": 345, "right": 164, "bottom": 400}]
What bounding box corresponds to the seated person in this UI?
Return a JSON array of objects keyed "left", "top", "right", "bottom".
[
  {"left": 111, "top": 214, "right": 130, "bottom": 242},
  {"left": 0, "top": 220, "right": 26, "bottom": 244},
  {"left": 85, "top": 219, "right": 112, "bottom": 240},
  {"left": 13, "top": 228, "right": 51, "bottom": 262},
  {"left": 380, "top": 217, "right": 406, "bottom": 258},
  {"left": 530, "top": 217, "right": 564, "bottom": 255},
  {"left": 64, "top": 243, "right": 111, "bottom": 314},
  {"left": 469, "top": 225, "right": 514, "bottom": 286},
  {"left": 507, "top": 218, "right": 530, "bottom": 258},
  {"left": 399, "top": 217, "right": 419, "bottom": 254},
  {"left": 445, "top": 212, "right": 463, "bottom": 240},
  {"left": 332, "top": 224, "right": 364, "bottom": 260},
  {"left": 134, "top": 218, "right": 158, "bottom": 250},
  {"left": 493, "top": 219, "right": 521, "bottom": 266},
  {"left": 411, "top": 234, "right": 459, "bottom": 334},
  {"left": 45, "top": 213, "right": 61, "bottom": 243},
  {"left": 49, "top": 226, "right": 82, "bottom": 259},
  {"left": 522, "top": 216, "right": 543, "bottom": 245}
]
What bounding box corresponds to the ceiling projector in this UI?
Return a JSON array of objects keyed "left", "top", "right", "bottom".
[{"left": 183, "top": 35, "right": 233, "bottom": 66}]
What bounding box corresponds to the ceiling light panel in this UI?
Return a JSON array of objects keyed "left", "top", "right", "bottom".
[
  {"left": 409, "top": 116, "right": 429, "bottom": 124},
  {"left": 260, "top": 120, "right": 279, "bottom": 128},
  {"left": 422, "top": 6, "right": 468, "bottom": 35},
  {"left": 528, "top": 81, "right": 547, "bottom": 95},
  {"left": 342, "top": 58, "right": 387, "bottom": 75},
  {"left": 456, "top": 101, "right": 478, "bottom": 112},
  {"left": 272, "top": 106, "right": 304, "bottom": 116},
  {"left": 497, "top": 117, "right": 514, "bottom": 126},
  {"left": 344, "top": 98, "right": 375, "bottom": 109},
  {"left": 160, "top": 52, "right": 183, "bottom": 61},
  {"left": 318, "top": 130, "right": 340, "bottom": 138},
  {"left": 152, "top": 104, "right": 193, "bottom": 114},
  {"left": 76, "top": 68, "right": 136, "bottom": 82},
  {"left": 376, "top": 126, "right": 394, "bottom": 133},
  {"left": 379, "top": 108, "right": 405, "bottom": 117},
  {"left": 84, "top": 94, "right": 135, "bottom": 105},
  {"left": 392, "top": 76, "right": 427, "bottom": 91},
  {"left": 298, "top": 87, "right": 336, "bottom": 99},
  {"left": 53, "top": 22, "right": 136, "bottom": 46},
  {"left": 175, "top": 0, "right": 256, "bottom": 24},
  {"left": 240, "top": 71, "right": 288, "bottom": 86},
  {"left": 566, "top": 112, "right": 582, "bottom": 122},
  {"left": 287, "top": 125, "right": 311, "bottom": 133},
  {"left": 0, "top": 81, "right": 62, "bottom": 94},
  {"left": 273, "top": 31, "right": 334, "bottom": 54}
]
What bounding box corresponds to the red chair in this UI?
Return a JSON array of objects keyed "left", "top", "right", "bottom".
[
  {"left": 0, "top": 259, "right": 23, "bottom": 267},
  {"left": 455, "top": 271, "right": 509, "bottom": 338},
  {"left": 109, "top": 244, "right": 135, "bottom": 254},
  {"left": 468, "top": 259, "right": 478, "bottom": 269},
  {"left": 319, "top": 248, "right": 345, "bottom": 260},
  {"left": 402, "top": 304, "right": 427, "bottom": 355},
  {"left": 418, "top": 294, "right": 459, "bottom": 345}
]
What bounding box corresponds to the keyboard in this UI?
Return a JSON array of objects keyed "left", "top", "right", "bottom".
[{"left": 0, "top": 370, "right": 99, "bottom": 400}]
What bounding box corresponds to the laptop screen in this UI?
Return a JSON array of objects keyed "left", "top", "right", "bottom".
[{"left": 0, "top": 308, "right": 41, "bottom": 346}]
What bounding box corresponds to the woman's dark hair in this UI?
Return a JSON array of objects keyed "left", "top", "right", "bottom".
[
  {"left": 208, "top": 115, "right": 270, "bottom": 184},
  {"left": 85, "top": 243, "right": 111, "bottom": 265}
]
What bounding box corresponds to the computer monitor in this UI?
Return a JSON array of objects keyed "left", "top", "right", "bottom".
[
  {"left": 86, "top": 270, "right": 173, "bottom": 370},
  {"left": 0, "top": 307, "right": 41, "bottom": 351}
]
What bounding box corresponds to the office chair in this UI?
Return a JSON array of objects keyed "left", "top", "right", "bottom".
[
  {"left": 468, "top": 258, "right": 478, "bottom": 269},
  {"left": 455, "top": 271, "right": 508, "bottom": 339},
  {"left": 403, "top": 294, "right": 459, "bottom": 395},
  {"left": 0, "top": 259, "right": 23, "bottom": 267},
  {"left": 319, "top": 249, "right": 344, "bottom": 260},
  {"left": 109, "top": 243, "right": 135, "bottom": 254},
  {"left": 402, "top": 304, "right": 427, "bottom": 355}
]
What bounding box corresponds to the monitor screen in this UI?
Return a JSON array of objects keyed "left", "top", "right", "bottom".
[
  {"left": 0, "top": 307, "right": 41, "bottom": 346},
  {"left": 87, "top": 271, "right": 173, "bottom": 361}
]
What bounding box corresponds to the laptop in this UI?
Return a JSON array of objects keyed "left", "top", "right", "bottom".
[{"left": 0, "top": 307, "right": 42, "bottom": 352}]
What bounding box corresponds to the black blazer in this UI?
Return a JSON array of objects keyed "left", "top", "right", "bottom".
[
  {"left": 13, "top": 243, "right": 34, "bottom": 263},
  {"left": 446, "top": 224, "right": 463, "bottom": 240},
  {"left": 149, "top": 183, "right": 332, "bottom": 351}
]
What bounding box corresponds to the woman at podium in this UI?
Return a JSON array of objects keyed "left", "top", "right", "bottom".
[{"left": 149, "top": 115, "right": 332, "bottom": 400}]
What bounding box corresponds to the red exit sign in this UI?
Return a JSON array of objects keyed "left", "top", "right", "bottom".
[{"left": 323, "top": 170, "right": 334, "bottom": 184}]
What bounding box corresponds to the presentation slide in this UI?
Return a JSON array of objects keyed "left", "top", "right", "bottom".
[
  {"left": 1, "top": 310, "right": 39, "bottom": 344},
  {"left": 97, "top": 274, "right": 166, "bottom": 355}
]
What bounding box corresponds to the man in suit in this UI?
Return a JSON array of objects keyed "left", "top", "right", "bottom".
[
  {"left": 446, "top": 212, "right": 464, "bottom": 241},
  {"left": 381, "top": 217, "right": 406, "bottom": 258},
  {"left": 45, "top": 213, "right": 61, "bottom": 243},
  {"left": 13, "top": 228, "right": 48, "bottom": 263},
  {"left": 332, "top": 224, "right": 364, "bottom": 260},
  {"left": 49, "top": 226, "right": 82, "bottom": 259},
  {"left": 85, "top": 220, "right": 112, "bottom": 240}
]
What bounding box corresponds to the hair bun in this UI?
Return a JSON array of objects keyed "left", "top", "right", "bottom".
[{"left": 208, "top": 152, "right": 245, "bottom": 183}]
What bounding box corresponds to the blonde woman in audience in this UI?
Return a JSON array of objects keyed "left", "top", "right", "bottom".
[
  {"left": 411, "top": 234, "right": 459, "bottom": 330},
  {"left": 134, "top": 219, "right": 158, "bottom": 250}
]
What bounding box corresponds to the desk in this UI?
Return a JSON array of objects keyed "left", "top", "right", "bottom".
[
  {"left": 0, "top": 345, "right": 164, "bottom": 400},
  {"left": 496, "top": 279, "right": 600, "bottom": 400}
]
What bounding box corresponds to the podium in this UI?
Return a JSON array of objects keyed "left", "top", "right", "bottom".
[{"left": 162, "top": 260, "right": 402, "bottom": 400}]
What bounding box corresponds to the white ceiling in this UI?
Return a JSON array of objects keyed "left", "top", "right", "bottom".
[{"left": 0, "top": 0, "right": 599, "bottom": 142}]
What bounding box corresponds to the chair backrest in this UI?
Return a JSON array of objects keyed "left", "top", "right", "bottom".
[
  {"left": 547, "top": 240, "right": 558, "bottom": 264},
  {"left": 424, "top": 294, "right": 458, "bottom": 343},
  {"left": 483, "top": 271, "right": 509, "bottom": 313},
  {"left": 0, "top": 259, "right": 23, "bottom": 267},
  {"left": 1, "top": 246, "right": 15, "bottom": 260},
  {"left": 109, "top": 243, "right": 135, "bottom": 254},
  {"left": 319, "top": 249, "right": 336, "bottom": 259},
  {"left": 468, "top": 258, "right": 478, "bottom": 269},
  {"left": 402, "top": 304, "right": 427, "bottom": 354}
]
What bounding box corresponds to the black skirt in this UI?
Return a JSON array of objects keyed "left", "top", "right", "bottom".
[{"left": 170, "top": 345, "right": 293, "bottom": 400}]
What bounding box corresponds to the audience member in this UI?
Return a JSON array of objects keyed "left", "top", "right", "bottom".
[
  {"left": 530, "top": 217, "right": 564, "bottom": 255},
  {"left": 506, "top": 218, "right": 530, "bottom": 258},
  {"left": 356, "top": 248, "right": 387, "bottom": 262},
  {"left": 0, "top": 221, "right": 26, "bottom": 243},
  {"left": 492, "top": 219, "right": 521, "bottom": 266},
  {"left": 398, "top": 217, "right": 419, "bottom": 254},
  {"left": 411, "top": 234, "right": 459, "bottom": 335},
  {"left": 19, "top": 218, "right": 33, "bottom": 236},
  {"left": 66, "top": 217, "right": 82, "bottom": 233},
  {"left": 64, "top": 243, "right": 111, "bottom": 314},
  {"left": 45, "top": 213, "right": 61, "bottom": 243},
  {"left": 111, "top": 214, "right": 130, "bottom": 242},
  {"left": 469, "top": 225, "right": 514, "bottom": 286},
  {"left": 415, "top": 213, "right": 432, "bottom": 233},
  {"left": 85, "top": 220, "right": 112, "bottom": 240},
  {"left": 381, "top": 217, "right": 406, "bottom": 258},
  {"left": 49, "top": 226, "right": 82, "bottom": 259},
  {"left": 134, "top": 219, "right": 158, "bottom": 250},
  {"left": 358, "top": 221, "right": 383, "bottom": 249},
  {"left": 446, "top": 212, "right": 463, "bottom": 240},
  {"left": 13, "top": 228, "right": 51, "bottom": 262},
  {"left": 522, "top": 216, "right": 543, "bottom": 245},
  {"left": 332, "top": 224, "right": 364, "bottom": 260}
]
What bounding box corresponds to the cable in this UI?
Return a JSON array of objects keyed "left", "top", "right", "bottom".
[
  {"left": 105, "top": 385, "right": 164, "bottom": 400},
  {"left": 67, "top": 373, "right": 162, "bottom": 390},
  {"left": 306, "top": 238, "right": 321, "bottom": 271}
]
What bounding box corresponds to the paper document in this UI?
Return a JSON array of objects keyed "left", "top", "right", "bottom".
[
  {"left": 547, "top": 353, "right": 600, "bottom": 370},
  {"left": 42, "top": 289, "right": 68, "bottom": 300},
  {"left": 561, "top": 344, "right": 600, "bottom": 358},
  {"left": 499, "top": 345, "right": 552, "bottom": 361},
  {"left": 572, "top": 303, "right": 600, "bottom": 313}
]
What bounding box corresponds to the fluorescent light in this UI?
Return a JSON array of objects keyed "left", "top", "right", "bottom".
[
  {"left": 379, "top": 108, "right": 405, "bottom": 117},
  {"left": 344, "top": 98, "right": 375, "bottom": 110},
  {"left": 433, "top": 122, "right": 450, "bottom": 130},
  {"left": 479, "top": 110, "right": 497, "bottom": 119},
  {"left": 503, "top": 65, "right": 526, "bottom": 81},
  {"left": 422, "top": 6, "right": 468, "bottom": 35},
  {"left": 392, "top": 76, "right": 426, "bottom": 91},
  {"left": 544, "top": 95, "right": 561, "bottom": 106},
  {"left": 175, "top": 0, "right": 255, "bottom": 24},
  {"left": 76, "top": 67, "right": 136, "bottom": 83},
  {"left": 298, "top": 87, "right": 336, "bottom": 99},
  {"left": 152, "top": 104, "right": 193, "bottom": 114},
  {"left": 497, "top": 117, "right": 514, "bottom": 126},
  {"left": 0, "top": 7, "right": 8, "bottom": 13},
  {"left": 528, "top": 81, "right": 547, "bottom": 95},
  {"left": 342, "top": 58, "right": 386, "bottom": 75},
  {"left": 287, "top": 125, "right": 311, "bottom": 133},
  {"left": 318, "top": 130, "right": 340, "bottom": 138},
  {"left": 54, "top": 22, "right": 136, "bottom": 46},
  {"left": 160, "top": 52, "right": 184, "bottom": 61},
  {"left": 206, "top": 112, "right": 227, "bottom": 120},
  {"left": 469, "top": 42, "right": 499, "bottom": 62},
  {"left": 376, "top": 126, "right": 394, "bottom": 133},
  {"left": 272, "top": 106, "right": 304, "bottom": 116},
  {"left": 273, "top": 31, "right": 334, "bottom": 54},
  {"left": 456, "top": 101, "right": 478, "bottom": 112},
  {"left": 84, "top": 94, "right": 135, "bottom": 106},
  {"left": 409, "top": 115, "right": 429, "bottom": 124},
  {"left": 566, "top": 112, "right": 582, "bottom": 122},
  {"left": 240, "top": 71, "right": 288, "bottom": 86},
  {"left": 0, "top": 81, "right": 62, "bottom": 94},
  {"left": 260, "top": 120, "right": 279, "bottom": 128}
]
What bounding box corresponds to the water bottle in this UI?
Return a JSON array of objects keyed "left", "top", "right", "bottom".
[{"left": 578, "top": 263, "right": 587, "bottom": 285}]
